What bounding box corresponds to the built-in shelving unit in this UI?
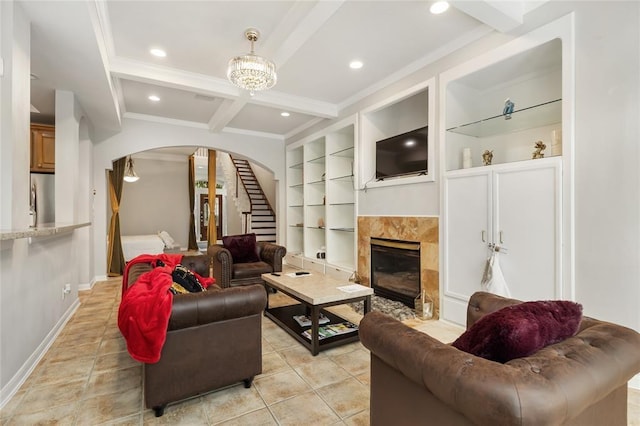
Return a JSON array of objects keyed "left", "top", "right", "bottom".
[
  {"left": 285, "top": 116, "right": 357, "bottom": 276},
  {"left": 443, "top": 39, "right": 563, "bottom": 172},
  {"left": 440, "top": 17, "right": 574, "bottom": 326}
]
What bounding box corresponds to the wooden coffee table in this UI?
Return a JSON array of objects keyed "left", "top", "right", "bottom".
[{"left": 262, "top": 270, "right": 373, "bottom": 355}]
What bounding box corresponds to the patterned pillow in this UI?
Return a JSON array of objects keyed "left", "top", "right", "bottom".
[
  {"left": 452, "top": 300, "right": 583, "bottom": 363},
  {"left": 222, "top": 233, "right": 260, "bottom": 263}
]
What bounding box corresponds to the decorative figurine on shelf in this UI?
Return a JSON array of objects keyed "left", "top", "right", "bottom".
[
  {"left": 317, "top": 217, "right": 325, "bottom": 228},
  {"left": 482, "top": 150, "right": 494, "bottom": 166},
  {"left": 532, "top": 140, "right": 546, "bottom": 159},
  {"left": 503, "top": 98, "right": 515, "bottom": 120}
]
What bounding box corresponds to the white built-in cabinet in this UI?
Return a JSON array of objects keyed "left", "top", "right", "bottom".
[
  {"left": 285, "top": 116, "right": 357, "bottom": 279},
  {"left": 444, "top": 159, "right": 561, "bottom": 304},
  {"left": 440, "top": 16, "right": 574, "bottom": 325}
]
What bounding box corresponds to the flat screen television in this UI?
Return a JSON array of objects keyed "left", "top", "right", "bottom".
[{"left": 375, "top": 126, "right": 428, "bottom": 180}]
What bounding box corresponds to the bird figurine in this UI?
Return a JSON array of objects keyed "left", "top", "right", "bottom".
[{"left": 503, "top": 98, "right": 515, "bottom": 119}]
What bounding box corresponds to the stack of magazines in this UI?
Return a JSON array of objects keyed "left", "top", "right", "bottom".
[
  {"left": 293, "top": 314, "right": 330, "bottom": 327},
  {"left": 301, "top": 321, "right": 358, "bottom": 340}
]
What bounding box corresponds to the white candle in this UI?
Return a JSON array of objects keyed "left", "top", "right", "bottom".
[{"left": 462, "top": 148, "right": 472, "bottom": 168}]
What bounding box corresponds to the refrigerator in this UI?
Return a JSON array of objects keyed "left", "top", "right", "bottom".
[{"left": 30, "top": 173, "right": 55, "bottom": 225}]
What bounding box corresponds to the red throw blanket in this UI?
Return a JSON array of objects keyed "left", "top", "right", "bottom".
[{"left": 118, "top": 253, "right": 214, "bottom": 363}]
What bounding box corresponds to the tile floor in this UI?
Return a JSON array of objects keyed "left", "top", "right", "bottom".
[{"left": 1, "top": 277, "right": 639, "bottom": 425}]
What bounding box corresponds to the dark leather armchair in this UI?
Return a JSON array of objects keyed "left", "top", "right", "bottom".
[
  {"left": 207, "top": 241, "right": 286, "bottom": 288},
  {"left": 360, "top": 291, "right": 640, "bottom": 426},
  {"left": 125, "top": 255, "right": 267, "bottom": 416}
]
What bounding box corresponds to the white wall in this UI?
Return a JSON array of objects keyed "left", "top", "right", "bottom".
[
  {"left": 0, "top": 4, "right": 93, "bottom": 404},
  {"left": 120, "top": 157, "right": 190, "bottom": 247},
  {"left": 571, "top": 3, "right": 639, "bottom": 330}
]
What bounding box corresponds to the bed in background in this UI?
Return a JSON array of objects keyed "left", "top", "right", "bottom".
[{"left": 122, "top": 232, "right": 179, "bottom": 262}]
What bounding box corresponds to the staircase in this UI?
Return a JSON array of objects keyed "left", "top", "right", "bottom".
[{"left": 231, "top": 157, "right": 276, "bottom": 242}]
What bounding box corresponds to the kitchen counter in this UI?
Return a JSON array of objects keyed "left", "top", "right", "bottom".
[{"left": 0, "top": 222, "right": 90, "bottom": 241}]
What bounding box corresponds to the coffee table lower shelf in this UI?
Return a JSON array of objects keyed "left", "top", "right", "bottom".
[{"left": 265, "top": 304, "right": 359, "bottom": 355}]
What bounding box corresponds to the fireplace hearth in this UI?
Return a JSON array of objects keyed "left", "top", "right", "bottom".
[{"left": 370, "top": 238, "right": 420, "bottom": 308}]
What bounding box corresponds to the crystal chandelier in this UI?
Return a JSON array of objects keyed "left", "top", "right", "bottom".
[
  {"left": 227, "top": 29, "right": 277, "bottom": 95},
  {"left": 123, "top": 156, "right": 140, "bottom": 183}
]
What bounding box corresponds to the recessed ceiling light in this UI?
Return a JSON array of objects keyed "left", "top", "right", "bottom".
[
  {"left": 430, "top": 1, "right": 449, "bottom": 14},
  {"left": 404, "top": 139, "right": 416, "bottom": 147},
  {"left": 150, "top": 48, "right": 166, "bottom": 57},
  {"left": 349, "top": 60, "right": 363, "bottom": 70},
  {"left": 281, "top": 112, "right": 290, "bottom": 117},
  {"left": 148, "top": 95, "right": 160, "bottom": 102}
]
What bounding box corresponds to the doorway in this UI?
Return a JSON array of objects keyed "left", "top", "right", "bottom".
[{"left": 199, "top": 194, "right": 223, "bottom": 241}]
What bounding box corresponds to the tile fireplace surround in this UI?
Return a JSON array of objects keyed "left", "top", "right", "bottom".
[{"left": 357, "top": 216, "right": 439, "bottom": 318}]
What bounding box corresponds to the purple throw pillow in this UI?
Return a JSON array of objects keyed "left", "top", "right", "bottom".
[
  {"left": 452, "top": 300, "right": 583, "bottom": 363},
  {"left": 222, "top": 233, "right": 260, "bottom": 264}
]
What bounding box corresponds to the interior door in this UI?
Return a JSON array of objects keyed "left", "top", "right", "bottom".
[
  {"left": 199, "top": 194, "right": 208, "bottom": 241},
  {"left": 443, "top": 170, "right": 491, "bottom": 301},
  {"left": 493, "top": 160, "right": 561, "bottom": 301}
]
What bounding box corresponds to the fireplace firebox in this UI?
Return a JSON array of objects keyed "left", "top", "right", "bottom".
[{"left": 370, "top": 238, "right": 420, "bottom": 308}]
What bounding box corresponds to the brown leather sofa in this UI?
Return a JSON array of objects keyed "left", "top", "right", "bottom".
[
  {"left": 125, "top": 255, "right": 267, "bottom": 417},
  {"left": 207, "top": 241, "right": 286, "bottom": 288},
  {"left": 360, "top": 291, "right": 640, "bottom": 426}
]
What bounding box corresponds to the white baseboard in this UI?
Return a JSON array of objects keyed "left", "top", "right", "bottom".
[{"left": 0, "top": 299, "right": 80, "bottom": 409}]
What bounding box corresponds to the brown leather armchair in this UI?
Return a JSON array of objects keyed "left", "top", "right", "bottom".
[
  {"left": 207, "top": 241, "right": 286, "bottom": 288},
  {"left": 360, "top": 291, "right": 640, "bottom": 426},
  {"left": 126, "top": 255, "right": 267, "bottom": 417}
]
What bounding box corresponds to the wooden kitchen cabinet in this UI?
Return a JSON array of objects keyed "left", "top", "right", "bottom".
[{"left": 31, "top": 124, "right": 55, "bottom": 173}]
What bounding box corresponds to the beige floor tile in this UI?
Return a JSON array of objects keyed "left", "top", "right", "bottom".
[
  {"left": 355, "top": 370, "right": 371, "bottom": 387},
  {"left": 76, "top": 386, "right": 142, "bottom": 424},
  {"left": 4, "top": 401, "right": 78, "bottom": 425},
  {"left": 332, "top": 347, "right": 370, "bottom": 377},
  {"left": 0, "top": 388, "right": 25, "bottom": 420},
  {"left": 15, "top": 379, "right": 85, "bottom": 415},
  {"left": 30, "top": 355, "right": 95, "bottom": 387},
  {"left": 45, "top": 340, "right": 101, "bottom": 362},
  {"left": 200, "top": 384, "right": 267, "bottom": 424},
  {"left": 254, "top": 370, "right": 312, "bottom": 405},
  {"left": 262, "top": 337, "right": 275, "bottom": 354},
  {"left": 142, "top": 395, "right": 209, "bottom": 425},
  {"left": 94, "top": 349, "right": 140, "bottom": 373},
  {"left": 411, "top": 319, "right": 465, "bottom": 343},
  {"left": 294, "top": 357, "right": 351, "bottom": 389},
  {"left": 85, "top": 365, "right": 142, "bottom": 398},
  {"left": 629, "top": 388, "right": 640, "bottom": 426},
  {"left": 215, "top": 407, "right": 278, "bottom": 425},
  {"left": 278, "top": 344, "right": 328, "bottom": 368},
  {"left": 317, "top": 377, "right": 369, "bottom": 419},
  {"left": 261, "top": 351, "right": 293, "bottom": 376},
  {"left": 269, "top": 391, "right": 341, "bottom": 426},
  {"left": 97, "top": 334, "right": 128, "bottom": 356},
  {"left": 344, "top": 409, "right": 370, "bottom": 426},
  {"left": 262, "top": 325, "right": 298, "bottom": 350}
]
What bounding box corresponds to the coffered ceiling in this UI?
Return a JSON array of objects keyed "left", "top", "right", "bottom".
[{"left": 23, "top": 1, "right": 550, "bottom": 141}]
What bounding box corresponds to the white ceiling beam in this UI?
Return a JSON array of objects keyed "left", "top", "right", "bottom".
[
  {"left": 263, "top": 0, "right": 346, "bottom": 67},
  {"left": 208, "top": 98, "right": 249, "bottom": 133},
  {"left": 110, "top": 57, "right": 241, "bottom": 99},
  {"left": 451, "top": 0, "right": 525, "bottom": 33}
]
